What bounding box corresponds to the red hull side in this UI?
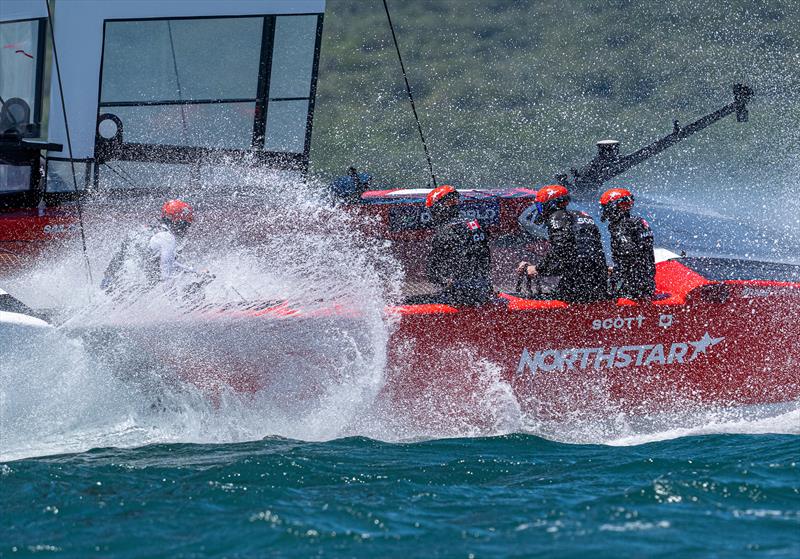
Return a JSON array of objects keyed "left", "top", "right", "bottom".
[
  {"left": 0, "top": 208, "right": 80, "bottom": 274},
  {"left": 64, "top": 259, "right": 800, "bottom": 424},
  {"left": 382, "top": 274, "right": 800, "bottom": 423}
]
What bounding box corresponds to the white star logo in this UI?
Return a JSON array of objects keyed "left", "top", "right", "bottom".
[{"left": 688, "top": 332, "right": 725, "bottom": 361}]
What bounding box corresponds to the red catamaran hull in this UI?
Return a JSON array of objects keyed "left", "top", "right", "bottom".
[
  {"left": 383, "top": 263, "right": 800, "bottom": 423},
  {"left": 74, "top": 259, "right": 799, "bottom": 423}
]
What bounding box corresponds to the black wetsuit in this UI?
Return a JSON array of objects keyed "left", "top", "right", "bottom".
[
  {"left": 608, "top": 213, "right": 656, "bottom": 299},
  {"left": 538, "top": 209, "right": 609, "bottom": 303},
  {"left": 426, "top": 217, "right": 492, "bottom": 305}
]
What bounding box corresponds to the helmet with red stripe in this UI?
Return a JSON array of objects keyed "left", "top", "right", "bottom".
[
  {"left": 425, "top": 184, "right": 459, "bottom": 208},
  {"left": 600, "top": 187, "right": 634, "bottom": 222},
  {"left": 533, "top": 184, "right": 570, "bottom": 223}
]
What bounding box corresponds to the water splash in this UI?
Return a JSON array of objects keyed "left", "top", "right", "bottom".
[{"left": 0, "top": 170, "right": 403, "bottom": 460}]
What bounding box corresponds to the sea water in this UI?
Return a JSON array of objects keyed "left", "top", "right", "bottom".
[{"left": 1, "top": 430, "right": 798, "bottom": 558}]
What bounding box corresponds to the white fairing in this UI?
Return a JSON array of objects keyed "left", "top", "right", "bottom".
[
  {"left": 0, "top": 310, "right": 49, "bottom": 329},
  {"left": 654, "top": 248, "right": 681, "bottom": 263},
  {"left": 0, "top": 310, "right": 51, "bottom": 354},
  {"left": 384, "top": 188, "right": 482, "bottom": 196}
]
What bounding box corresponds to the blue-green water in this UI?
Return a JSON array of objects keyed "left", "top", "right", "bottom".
[{"left": 2, "top": 433, "right": 799, "bottom": 558}]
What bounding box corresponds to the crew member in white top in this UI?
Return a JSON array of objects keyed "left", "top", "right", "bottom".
[
  {"left": 148, "top": 200, "right": 196, "bottom": 283},
  {"left": 101, "top": 199, "right": 199, "bottom": 292}
]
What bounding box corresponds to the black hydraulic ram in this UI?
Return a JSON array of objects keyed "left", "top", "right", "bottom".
[{"left": 556, "top": 83, "right": 753, "bottom": 198}]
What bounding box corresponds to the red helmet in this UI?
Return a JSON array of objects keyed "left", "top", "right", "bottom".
[
  {"left": 425, "top": 184, "right": 459, "bottom": 208},
  {"left": 535, "top": 184, "right": 570, "bottom": 205},
  {"left": 533, "top": 184, "right": 570, "bottom": 223},
  {"left": 161, "top": 199, "right": 193, "bottom": 224},
  {"left": 600, "top": 187, "right": 634, "bottom": 209},
  {"left": 600, "top": 187, "right": 634, "bottom": 221}
]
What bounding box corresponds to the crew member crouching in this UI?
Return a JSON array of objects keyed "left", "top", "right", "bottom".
[
  {"left": 101, "top": 199, "right": 204, "bottom": 293},
  {"left": 425, "top": 185, "right": 492, "bottom": 305},
  {"left": 600, "top": 187, "right": 656, "bottom": 299},
  {"left": 517, "top": 185, "right": 609, "bottom": 303}
]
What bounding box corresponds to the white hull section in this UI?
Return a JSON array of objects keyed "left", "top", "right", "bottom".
[{"left": 0, "top": 310, "right": 51, "bottom": 347}]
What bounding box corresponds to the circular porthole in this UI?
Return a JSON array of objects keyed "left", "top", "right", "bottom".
[
  {"left": 98, "top": 118, "right": 118, "bottom": 139},
  {"left": 97, "top": 113, "right": 123, "bottom": 142},
  {"left": 95, "top": 113, "right": 124, "bottom": 163}
]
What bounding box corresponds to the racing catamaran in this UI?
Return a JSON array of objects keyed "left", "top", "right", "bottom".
[{"left": 1, "top": 0, "right": 798, "bottom": 423}]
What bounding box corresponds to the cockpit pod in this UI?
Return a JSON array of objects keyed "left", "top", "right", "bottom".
[{"left": 0, "top": 4, "right": 56, "bottom": 206}]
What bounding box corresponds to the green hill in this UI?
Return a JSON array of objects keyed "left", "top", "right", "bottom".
[{"left": 309, "top": 0, "right": 800, "bottom": 210}]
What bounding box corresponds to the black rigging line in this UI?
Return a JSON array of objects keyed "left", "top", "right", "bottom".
[
  {"left": 103, "top": 162, "right": 138, "bottom": 189},
  {"left": 166, "top": 21, "right": 202, "bottom": 187},
  {"left": 381, "top": 0, "right": 437, "bottom": 188},
  {"left": 112, "top": 161, "right": 138, "bottom": 185},
  {"left": 166, "top": 21, "right": 189, "bottom": 140},
  {"left": 45, "top": 0, "right": 94, "bottom": 284}
]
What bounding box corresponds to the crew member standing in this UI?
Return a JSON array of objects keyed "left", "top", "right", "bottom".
[
  {"left": 600, "top": 187, "right": 656, "bottom": 299},
  {"left": 425, "top": 185, "right": 492, "bottom": 305},
  {"left": 517, "top": 185, "right": 608, "bottom": 303}
]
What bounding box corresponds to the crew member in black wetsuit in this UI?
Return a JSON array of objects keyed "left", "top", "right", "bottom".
[
  {"left": 425, "top": 184, "right": 492, "bottom": 305},
  {"left": 600, "top": 187, "right": 656, "bottom": 299},
  {"left": 517, "top": 185, "right": 609, "bottom": 303}
]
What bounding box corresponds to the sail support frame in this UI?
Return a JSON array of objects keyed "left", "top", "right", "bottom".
[{"left": 34, "top": 0, "right": 324, "bottom": 192}]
